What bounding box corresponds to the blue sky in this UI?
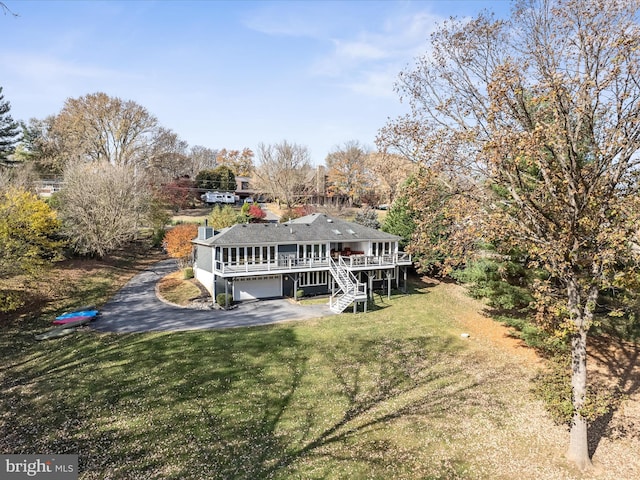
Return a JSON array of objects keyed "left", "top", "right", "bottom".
[{"left": 2, "top": 0, "right": 511, "bottom": 165}]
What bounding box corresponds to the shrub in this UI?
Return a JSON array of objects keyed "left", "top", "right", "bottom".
[
  {"left": 164, "top": 223, "right": 198, "bottom": 269},
  {"left": 0, "top": 187, "right": 63, "bottom": 279},
  {"left": 354, "top": 206, "right": 380, "bottom": 229},
  {"left": 248, "top": 204, "right": 266, "bottom": 222},
  {"left": 183, "top": 267, "right": 194, "bottom": 279},
  {"left": 296, "top": 289, "right": 304, "bottom": 299},
  {"left": 58, "top": 162, "right": 148, "bottom": 257},
  {"left": 151, "top": 227, "right": 166, "bottom": 249},
  {"left": 216, "top": 293, "right": 233, "bottom": 308}
]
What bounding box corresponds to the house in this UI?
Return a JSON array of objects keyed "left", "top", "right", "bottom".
[
  {"left": 234, "top": 175, "right": 255, "bottom": 201},
  {"left": 192, "top": 213, "right": 412, "bottom": 313}
]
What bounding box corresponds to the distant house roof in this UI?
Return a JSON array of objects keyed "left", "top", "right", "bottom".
[{"left": 193, "top": 213, "right": 400, "bottom": 247}]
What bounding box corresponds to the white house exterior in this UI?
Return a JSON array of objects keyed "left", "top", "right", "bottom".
[{"left": 193, "top": 213, "right": 412, "bottom": 313}]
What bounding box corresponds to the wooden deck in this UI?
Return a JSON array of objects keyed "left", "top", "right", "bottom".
[{"left": 213, "top": 253, "right": 412, "bottom": 276}]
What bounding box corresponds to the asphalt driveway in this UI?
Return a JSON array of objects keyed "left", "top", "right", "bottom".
[{"left": 94, "top": 259, "right": 333, "bottom": 333}]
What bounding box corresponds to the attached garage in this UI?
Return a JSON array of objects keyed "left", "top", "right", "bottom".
[{"left": 233, "top": 275, "right": 282, "bottom": 301}]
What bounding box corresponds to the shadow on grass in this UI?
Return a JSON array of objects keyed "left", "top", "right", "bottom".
[
  {"left": 587, "top": 335, "right": 640, "bottom": 457},
  {"left": 0, "top": 323, "right": 475, "bottom": 479},
  {"left": 193, "top": 335, "right": 472, "bottom": 479}
]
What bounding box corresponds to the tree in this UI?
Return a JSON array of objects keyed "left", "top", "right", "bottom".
[
  {"left": 50, "top": 92, "right": 159, "bottom": 167},
  {"left": 353, "top": 206, "right": 380, "bottom": 230},
  {"left": 403, "top": 169, "right": 480, "bottom": 276},
  {"left": 0, "top": 2, "right": 18, "bottom": 16},
  {"left": 57, "top": 162, "right": 150, "bottom": 257},
  {"left": 164, "top": 223, "right": 198, "bottom": 269},
  {"left": 253, "top": 141, "right": 313, "bottom": 209},
  {"left": 187, "top": 145, "right": 218, "bottom": 179},
  {"left": 208, "top": 204, "right": 238, "bottom": 230},
  {"left": 216, "top": 148, "right": 254, "bottom": 176},
  {"left": 379, "top": 0, "right": 640, "bottom": 469},
  {"left": 325, "top": 141, "right": 371, "bottom": 206},
  {"left": 195, "top": 165, "right": 236, "bottom": 192},
  {"left": 0, "top": 86, "right": 20, "bottom": 167},
  {"left": 366, "top": 152, "right": 414, "bottom": 204},
  {"left": 381, "top": 192, "right": 416, "bottom": 250},
  {"left": 0, "top": 188, "right": 63, "bottom": 311},
  {"left": 16, "top": 117, "right": 64, "bottom": 175},
  {"left": 247, "top": 203, "right": 266, "bottom": 222},
  {"left": 159, "top": 177, "right": 198, "bottom": 212},
  {"left": 145, "top": 127, "right": 189, "bottom": 184},
  {"left": 0, "top": 187, "right": 62, "bottom": 277}
]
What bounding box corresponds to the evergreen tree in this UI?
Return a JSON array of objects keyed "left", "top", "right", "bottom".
[
  {"left": 195, "top": 165, "right": 236, "bottom": 192},
  {"left": 381, "top": 195, "right": 416, "bottom": 250},
  {"left": 0, "top": 87, "right": 21, "bottom": 166}
]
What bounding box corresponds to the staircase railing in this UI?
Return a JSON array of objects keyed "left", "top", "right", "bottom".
[{"left": 328, "top": 257, "right": 367, "bottom": 313}]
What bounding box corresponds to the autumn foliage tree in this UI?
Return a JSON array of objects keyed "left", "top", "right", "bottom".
[
  {"left": 164, "top": 223, "right": 198, "bottom": 269},
  {"left": 159, "top": 177, "right": 198, "bottom": 212},
  {"left": 0, "top": 188, "right": 63, "bottom": 311},
  {"left": 247, "top": 203, "right": 266, "bottom": 222},
  {"left": 216, "top": 148, "right": 254, "bottom": 176},
  {"left": 365, "top": 152, "right": 414, "bottom": 204},
  {"left": 379, "top": 0, "right": 640, "bottom": 469},
  {"left": 325, "top": 141, "right": 371, "bottom": 206},
  {"left": 50, "top": 92, "right": 159, "bottom": 167}
]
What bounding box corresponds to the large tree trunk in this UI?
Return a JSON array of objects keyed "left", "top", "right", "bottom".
[
  {"left": 567, "top": 327, "right": 592, "bottom": 469},
  {"left": 566, "top": 279, "right": 593, "bottom": 470}
]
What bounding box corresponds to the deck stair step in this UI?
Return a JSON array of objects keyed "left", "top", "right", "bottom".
[{"left": 328, "top": 257, "right": 367, "bottom": 313}]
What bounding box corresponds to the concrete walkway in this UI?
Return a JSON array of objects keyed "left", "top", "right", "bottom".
[{"left": 94, "top": 259, "right": 333, "bottom": 333}]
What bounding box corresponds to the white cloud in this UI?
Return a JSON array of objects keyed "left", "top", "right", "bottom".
[
  {"left": 334, "top": 40, "right": 389, "bottom": 61},
  {"left": 2, "top": 53, "right": 140, "bottom": 84},
  {"left": 343, "top": 69, "right": 399, "bottom": 99},
  {"left": 1, "top": 52, "right": 145, "bottom": 120},
  {"left": 241, "top": 3, "right": 332, "bottom": 38},
  {"left": 308, "top": 10, "right": 442, "bottom": 98}
]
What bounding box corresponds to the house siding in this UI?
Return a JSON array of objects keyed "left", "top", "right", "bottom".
[{"left": 196, "top": 245, "right": 213, "bottom": 273}]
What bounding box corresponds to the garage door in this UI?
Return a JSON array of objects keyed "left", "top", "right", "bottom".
[{"left": 234, "top": 275, "right": 281, "bottom": 301}]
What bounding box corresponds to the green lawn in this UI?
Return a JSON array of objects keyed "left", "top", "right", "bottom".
[{"left": 1, "top": 278, "right": 585, "bottom": 479}]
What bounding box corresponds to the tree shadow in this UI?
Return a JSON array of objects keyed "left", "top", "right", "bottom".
[
  {"left": 587, "top": 334, "right": 640, "bottom": 457},
  {"left": 194, "top": 335, "right": 474, "bottom": 479},
  {"left": 1, "top": 324, "right": 477, "bottom": 479}
]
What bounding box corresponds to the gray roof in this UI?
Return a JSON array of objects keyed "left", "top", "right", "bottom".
[{"left": 194, "top": 213, "right": 400, "bottom": 247}]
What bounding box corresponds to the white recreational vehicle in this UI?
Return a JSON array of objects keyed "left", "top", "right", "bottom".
[{"left": 201, "top": 192, "right": 237, "bottom": 205}]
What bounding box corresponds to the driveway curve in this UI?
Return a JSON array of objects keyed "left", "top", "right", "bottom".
[{"left": 94, "top": 259, "right": 333, "bottom": 333}]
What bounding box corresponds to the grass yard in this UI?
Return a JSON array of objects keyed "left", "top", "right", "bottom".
[
  {"left": 1, "top": 259, "right": 639, "bottom": 479},
  {"left": 157, "top": 271, "right": 204, "bottom": 306}
]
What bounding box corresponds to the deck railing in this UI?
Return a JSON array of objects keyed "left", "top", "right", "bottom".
[{"left": 214, "top": 252, "right": 411, "bottom": 275}]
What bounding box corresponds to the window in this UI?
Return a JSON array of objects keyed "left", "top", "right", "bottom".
[
  {"left": 299, "top": 271, "right": 328, "bottom": 287},
  {"left": 373, "top": 242, "right": 393, "bottom": 256}
]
